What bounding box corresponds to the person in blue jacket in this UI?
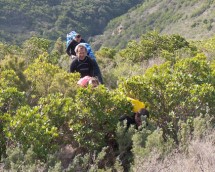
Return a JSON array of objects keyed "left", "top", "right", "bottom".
[
  {"left": 66, "top": 32, "right": 85, "bottom": 58},
  {"left": 66, "top": 31, "right": 103, "bottom": 84}
]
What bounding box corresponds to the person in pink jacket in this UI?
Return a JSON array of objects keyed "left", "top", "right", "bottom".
[{"left": 77, "top": 76, "right": 99, "bottom": 88}]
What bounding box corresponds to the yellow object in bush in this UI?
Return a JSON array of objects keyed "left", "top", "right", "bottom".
[{"left": 127, "top": 97, "right": 145, "bottom": 113}]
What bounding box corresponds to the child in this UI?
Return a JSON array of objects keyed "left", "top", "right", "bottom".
[{"left": 77, "top": 76, "right": 99, "bottom": 88}]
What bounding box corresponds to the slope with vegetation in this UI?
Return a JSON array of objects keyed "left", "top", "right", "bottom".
[
  {"left": 1, "top": 0, "right": 215, "bottom": 51},
  {"left": 0, "top": 0, "right": 142, "bottom": 45},
  {"left": 0, "top": 31, "right": 215, "bottom": 171},
  {"left": 92, "top": 0, "right": 215, "bottom": 50}
]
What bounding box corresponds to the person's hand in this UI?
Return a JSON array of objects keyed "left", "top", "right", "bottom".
[{"left": 70, "top": 55, "right": 76, "bottom": 59}]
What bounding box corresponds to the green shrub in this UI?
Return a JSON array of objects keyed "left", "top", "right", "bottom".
[
  {"left": 193, "top": 114, "right": 213, "bottom": 139},
  {"left": 8, "top": 105, "right": 59, "bottom": 160},
  {"left": 118, "top": 54, "right": 215, "bottom": 143},
  {"left": 133, "top": 129, "right": 175, "bottom": 158},
  {"left": 24, "top": 56, "right": 79, "bottom": 103},
  {"left": 70, "top": 86, "right": 132, "bottom": 150},
  {"left": 118, "top": 31, "right": 195, "bottom": 62},
  {"left": 3, "top": 147, "right": 61, "bottom": 171}
]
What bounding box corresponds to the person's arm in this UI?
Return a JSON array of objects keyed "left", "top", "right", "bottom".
[
  {"left": 80, "top": 38, "right": 86, "bottom": 43},
  {"left": 70, "top": 59, "right": 77, "bottom": 73},
  {"left": 89, "top": 57, "right": 95, "bottom": 76},
  {"left": 66, "top": 40, "right": 77, "bottom": 56},
  {"left": 66, "top": 42, "right": 72, "bottom": 56}
]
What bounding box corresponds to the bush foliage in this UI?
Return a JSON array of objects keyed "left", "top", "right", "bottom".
[{"left": 0, "top": 32, "right": 214, "bottom": 171}]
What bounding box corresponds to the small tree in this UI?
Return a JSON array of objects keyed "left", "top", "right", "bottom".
[{"left": 22, "top": 36, "right": 51, "bottom": 63}]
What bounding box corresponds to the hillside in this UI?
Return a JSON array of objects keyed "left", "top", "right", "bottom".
[
  {"left": 1, "top": 0, "right": 215, "bottom": 49},
  {"left": 0, "top": 0, "right": 142, "bottom": 45},
  {"left": 91, "top": 0, "right": 215, "bottom": 50}
]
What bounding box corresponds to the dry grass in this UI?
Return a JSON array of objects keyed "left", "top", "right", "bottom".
[{"left": 133, "top": 130, "right": 215, "bottom": 172}]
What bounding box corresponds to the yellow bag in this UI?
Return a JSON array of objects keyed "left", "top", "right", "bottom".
[{"left": 127, "top": 97, "right": 145, "bottom": 113}]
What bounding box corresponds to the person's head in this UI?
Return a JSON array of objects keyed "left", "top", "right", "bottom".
[
  {"left": 74, "top": 33, "right": 82, "bottom": 43},
  {"left": 77, "top": 76, "right": 99, "bottom": 88},
  {"left": 77, "top": 76, "right": 92, "bottom": 87},
  {"left": 88, "top": 77, "right": 99, "bottom": 88},
  {"left": 138, "top": 108, "right": 149, "bottom": 118},
  {"left": 75, "top": 44, "right": 87, "bottom": 60},
  {"left": 135, "top": 108, "right": 149, "bottom": 127}
]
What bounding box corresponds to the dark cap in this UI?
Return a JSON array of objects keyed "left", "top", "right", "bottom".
[{"left": 75, "top": 34, "right": 81, "bottom": 38}]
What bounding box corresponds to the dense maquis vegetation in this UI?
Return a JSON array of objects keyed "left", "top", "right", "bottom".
[
  {"left": 0, "top": 0, "right": 142, "bottom": 45},
  {"left": 0, "top": 31, "right": 214, "bottom": 171}
]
